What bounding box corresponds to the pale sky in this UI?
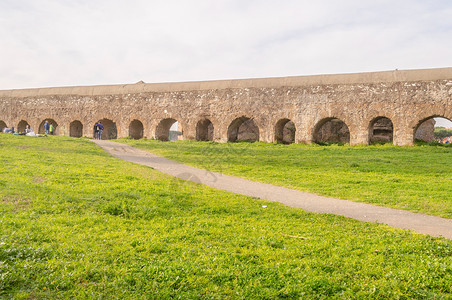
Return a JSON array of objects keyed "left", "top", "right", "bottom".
[
  {"left": 435, "top": 118, "right": 452, "bottom": 128},
  {"left": 1, "top": 0, "right": 452, "bottom": 91}
]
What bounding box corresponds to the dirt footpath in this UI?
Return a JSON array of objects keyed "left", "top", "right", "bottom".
[{"left": 93, "top": 140, "right": 452, "bottom": 240}]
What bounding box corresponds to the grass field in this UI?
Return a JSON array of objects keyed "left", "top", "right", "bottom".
[
  {"left": 118, "top": 139, "right": 452, "bottom": 219},
  {"left": 0, "top": 135, "right": 451, "bottom": 298}
]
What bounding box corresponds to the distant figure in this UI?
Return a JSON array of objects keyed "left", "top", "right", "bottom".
[
  {"left": 49, "top": 123, "right": 55, "bottom": 135},
  {"left": 95, "top": 122, "right": 104, "bottom": 140},
  {"left": 25, "top": 125, "right": 33, "bottom": 134},
  {"left": 98, "top": 122, "right": 104, "bottom": 140},
  {"left": 44, "top": 121, "right": 50, "bottom": 135},
  {"left": 94, "top": 124, "right": 99, "bottom": 139}
]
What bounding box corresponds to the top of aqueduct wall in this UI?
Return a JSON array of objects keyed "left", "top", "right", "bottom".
[{"left": 1, "top": 67, "right": 452, "bottom": 98}]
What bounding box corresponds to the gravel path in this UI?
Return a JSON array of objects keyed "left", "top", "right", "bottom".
[{"left": 93, "top": 140, "right": 452, "bottom": 240}]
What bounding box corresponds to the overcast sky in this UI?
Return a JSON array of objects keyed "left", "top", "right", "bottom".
[{"left": 1, "top": 0, "right": 452, "bottom": 91}]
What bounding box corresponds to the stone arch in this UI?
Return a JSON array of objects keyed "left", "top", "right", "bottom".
[
  {"left": 196, "top": 118, "right": 214, "bottom": 141},
  {"left": 129, "top": 119, "right": 144, "bottom": 139},
  {"left": 368, "top": 116, "right": 394, "bottom": 144},
  {"left": 156, "top": 118, "right": 182, "bottom": 141},
  {"left": 0, "top": 120, "right": 7, "bottom": 131},
  {"left": 17, "top": 120, "right": 29, "bottom": 133},
  {"left": 275, "top": 118, "right": 296, "bottom": 144},
  {"left": 414, "top": 115, "right": 452, "bottom": 143},
  {"left": 70, "top": 120, "right": 83, "bottom": 138},
  {"left": 38, "top": 119, "right": 59, "bottom": 135},
  {"left": 313, "top": 117, "right": 350, "bottom": 144},
  {"left": 94, "top": 118, "right": 117, "bottom": 140},
  {"left": 227, "top": 116, "right": 259, "bottom": 142}
]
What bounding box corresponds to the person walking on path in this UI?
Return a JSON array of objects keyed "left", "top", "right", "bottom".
[
  {"left": 49, "top": 123, "right": 55, "bottom": 135},
  {"left": 95, "top": 122, "right": 104, "bottom": 140},
  {"left": 44, "top": 121, "right": 50, "bottom": 135}
]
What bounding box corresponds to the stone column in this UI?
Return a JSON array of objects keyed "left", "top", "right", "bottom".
[
  {"left": 181, "top": 120, "right": 196, "bottom": 140},
  {"left": 393, "top": 127, "right": 414, "bottom": 146},
  {"left": 295, "top": 128, "right": 311, "bottom": 144},
  {"left": 259, "top": 124, "right": 273, "bottom": 143},
  {"left": 218, "top": 124, "right": 229, "bottom": 143},
  {"left": 117, "top": 120, "right": 128, "bottom": 139},
  {"left": 59, "top": 123, "right": 68, "bottom": 136},
  {"left": 31, "top": 120, "right": 40, "bottom": 134},
  {"left": 349, "top": 126, "right": 369, "bottom": 145},
  {"left": 84, "top": 121, "right": 94, "bottom": 138},
  {"left": 296, "top": 119, "right": 313, "bottom": 144}
]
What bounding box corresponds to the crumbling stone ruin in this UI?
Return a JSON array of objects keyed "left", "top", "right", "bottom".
[
  {"left": 313, "top": 118, "right": 350, "bottom": 144},
  {"left": 0, "top": 67, "right": 451, "bottom": 146},
  {"left": 369, "top": 117, "right": 394, "bottom": 143},
  {"left": 414, "top": 119, "right": 436, "bottom": 142}
]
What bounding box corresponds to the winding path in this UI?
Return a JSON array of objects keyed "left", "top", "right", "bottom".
[{"left": 93, "top": 140, "right": 452, "bottom": 240}]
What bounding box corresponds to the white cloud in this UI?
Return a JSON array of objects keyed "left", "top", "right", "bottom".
[{"left": 1, "top": 0, "right": 452, "bottom": 89}]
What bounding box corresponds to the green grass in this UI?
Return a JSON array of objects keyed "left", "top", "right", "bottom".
[
  {"left": 1, "top": 135, "right": 451, "bottom": 298},
  {"left": 118, "top": 139, "right": 452, "bottom": 219}
]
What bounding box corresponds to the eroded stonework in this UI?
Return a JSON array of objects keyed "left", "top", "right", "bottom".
[
  {"left": 0, "top": 68, "right": 451, "bottom": 146},
  {"left": 414, "top": 119, "right": 435, "bottom": 142}
]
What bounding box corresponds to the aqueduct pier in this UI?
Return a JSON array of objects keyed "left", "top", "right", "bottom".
[{"left": 0, "top": 67, "right": 451, "bottom": 145}]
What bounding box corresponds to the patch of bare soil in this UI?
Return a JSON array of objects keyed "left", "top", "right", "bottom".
[
  {"left": 2, "top": 196, "right": 32, "bottom": 211},
  {"left": 33, "top": 176, "right": 47, "bottom": 183}
]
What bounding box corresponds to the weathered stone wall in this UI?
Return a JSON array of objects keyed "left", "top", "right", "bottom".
[
  {"left": 237, "top": 119, "right": 259, "bottom": 142},
  {"left": 415, "top": 119, "right": 436, "bottom": 142},
  {"left": 314, "top": 119, "right": 350, "bottom": 144},
  {"left": 0, "top": 68, "right": 451, "bottom": 145},
  {"left": 370, "top": 117, "right": 394, "bottom": 143}
]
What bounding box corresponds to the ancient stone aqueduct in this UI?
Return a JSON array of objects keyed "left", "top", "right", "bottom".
[{"left": 0, "top": 67, "right": 451, "bottom": 146}]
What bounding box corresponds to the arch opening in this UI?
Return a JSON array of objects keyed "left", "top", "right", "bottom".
[
  {"left": 275, "top": 119, "right": 296, "bottom": 144},
  {"left": 415, "top": 116, "right": 452, "bottom": 144},
  {"left": 17, "top": 120, "right": 29, "bottom": 134},
  {"left": 196, "top": 119, "right": 214, "bottom": 141},
  {"left": 227, "top": 117, "right": 259, "bottom": 142},
  {"left": 39, "top": 119, "right": 59, "bottom": 135},
  {"left": 93, "top": 119, "right": 117, "bottom": 140},
  {"left": 0, "top": 120, "right": 7, "bottom": 132},
  {"left": 129, "top": 119, "right": 144, "bottom": 139},
  {"left": 369, "top": 117, "right": 393, "bottom": 144},
  {"left": 313, "top": 118, "right": 350, "bottom": 144},
  {"left": 156, "top": 118, "right": 182, "bottom": 141},
  {"left": 70, "top": 120, "right": 83, "bottom": 138}
]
